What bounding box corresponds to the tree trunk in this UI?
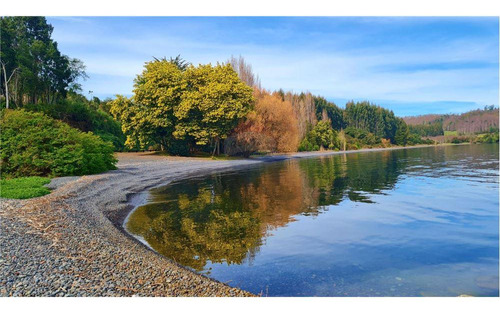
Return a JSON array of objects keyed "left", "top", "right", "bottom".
[
  {"left": 4, "top": 74, "right": 9, "bottom": 109},
  {"left": 212, "top": 142, "right": 217, "bottom": 156},
  {"left": 2, "top": 63, "right": 9, "bottom": 109}
]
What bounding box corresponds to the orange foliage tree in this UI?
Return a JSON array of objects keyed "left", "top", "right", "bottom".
[{"left": 225, "top": 90, "right": 300, "bottom": 156}]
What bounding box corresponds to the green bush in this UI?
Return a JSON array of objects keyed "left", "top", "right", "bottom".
[
  {"left": 298, "top": 121, "right": 339, "bottom": 152},
  {"left": 476, "top": 133, "right": 499, "bottom": 143},
  {"left": 344, "top": 127, "right": 381, "bottom": 147},
  {"left": 1, "top": 110, "right": 117, "bottom": 177},
  {"left": 450, "top": 136, "right": 471, "bottom": 144},
  {"left": 0, "top": 177, "right": 51, "bottom": 199},
  {"left": 298, "top": 138, "right": 319, "bottom": 152},
  {"left": 23, "top": 98, "right": 126, "bottom": 151},
  {"left": 407, "top": 133, "right": 432, "bottom": 145}
]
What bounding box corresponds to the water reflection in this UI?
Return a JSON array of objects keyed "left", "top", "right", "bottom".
[{"left": 126, "top": 144, "right": 499, "bottom": 296}]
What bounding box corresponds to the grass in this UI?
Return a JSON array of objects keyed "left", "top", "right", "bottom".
[
  {"left": 0, "top": 176, "right": 51, "bottom": 199},
  {"left": 444, "top": 130, "right": 458, "bottom": 136}
]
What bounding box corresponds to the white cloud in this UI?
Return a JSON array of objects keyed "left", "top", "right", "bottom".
[{"left": 49, "top": 17, "right": 499, "bottom": 108}]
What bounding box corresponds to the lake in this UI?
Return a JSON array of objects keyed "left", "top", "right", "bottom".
[{"left": 126, "top": 144, "right": 499, "bottom": 296}]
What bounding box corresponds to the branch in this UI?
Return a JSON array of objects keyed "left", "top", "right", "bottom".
[
  {"left": 6, "top": 67, "right": 19, "bottom": 84},
  {"left": 0, "top": 60, "right": 19, "bottom": 84}
]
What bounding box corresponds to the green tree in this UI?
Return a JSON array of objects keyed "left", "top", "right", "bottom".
[
  {"left": 395, "top": 119, "right": 410, "bottom": 145},
  {"left": 0, "top": 17, "right": 87, "bottom": 107},
  {"left": 298, "top": 121, "right": 340, "bottom": 152},
  {"left": 314, "top": 96, "right": 345, "bottom": 130},
  {"left": 111, "top": 60, "right": 184, "bottom": 150},
  {"left": 174, "top": 63, "right": 254, "bottom": 155},
  {"left": 343, "top": 101, "right": 398, "bottom": 142}
]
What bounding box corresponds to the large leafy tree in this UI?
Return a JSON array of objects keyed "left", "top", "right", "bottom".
[
  {"left": 0, "top": 16, "right": 86, "bottom": 107},
  {"left": 111, "top": 60, "right": 254, "bottom": 154},
  {"left": 111, "top": 60, "right": 184, "bottom": 150},
  {"left": 174, "top": 63, "right": 254, "bottom": 154}
]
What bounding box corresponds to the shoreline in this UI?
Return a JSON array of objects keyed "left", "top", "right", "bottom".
[
  {"left": 120, "top": 144, "right": 441, "bottom": 254},
  {"left": 0, "top": 143, "right": 455, "bottom": 296}
]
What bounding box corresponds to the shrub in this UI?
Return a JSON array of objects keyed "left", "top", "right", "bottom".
[
  {"left": 476, "top": 133, "right": 499, "bottom": 143},
  {"left": 298, "top": 121, "right": 339, "bottom": 152},
  {"left": 381, "top": 138, "right": 392, "bottom": 148},
  {"left": 1, "top": 110, "right": 117, "bottom": 177},
  {"left": 298, "top": 138, "right": 317, "bottom": 152},
  {"left": 344, "top": 127, "right": 381, "bottom": 147},
  {"left": 407, "top": 133, "right": 424, "bottom": 145},
  {"left": 450, "top": 136, "right": 471, "bottom": 144},
  {"left": 24, "top": 98, "right": 126, "bottom": 151}
]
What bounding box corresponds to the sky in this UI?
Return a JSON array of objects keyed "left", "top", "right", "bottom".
[{"left": 47, "top": 17, "right": 499, "bottom": 117}]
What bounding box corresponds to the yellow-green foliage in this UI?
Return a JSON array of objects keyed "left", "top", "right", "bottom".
[
  {"left": 174, "top": 63, "right": 254, "bottom": 145},
  {"left": 110, "top": 60, "right": 254, "bottom": 153},
  {"left": 111, "top": 61, "right": 184, "bottom": 149}
]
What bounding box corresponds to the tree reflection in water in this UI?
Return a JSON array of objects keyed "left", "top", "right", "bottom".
[{"left": 126, "top": 145, "right": 494, "bottom": 272}]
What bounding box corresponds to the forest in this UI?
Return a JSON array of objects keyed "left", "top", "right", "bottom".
[{"left": 1, "top": 16, "right": 494, "bottom": 183}]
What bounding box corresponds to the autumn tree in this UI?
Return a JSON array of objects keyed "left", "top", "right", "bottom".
[
  {"left": 282, "top": 91, "right": 317, "bottom": 140},
  {"left": 225, "top": 90, "right": 300, "bottom": 156}
]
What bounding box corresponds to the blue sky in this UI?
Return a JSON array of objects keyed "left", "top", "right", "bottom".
[{"left": 47, "top": 17, "right": 499, "bottom": 116}]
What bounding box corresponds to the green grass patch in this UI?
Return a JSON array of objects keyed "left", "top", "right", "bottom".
[
  {"left": 444, "top": 130, "right": 458, "bottom": 136},
  {"left": 0, "top": 177, "right": 51, "bottom": 199}
]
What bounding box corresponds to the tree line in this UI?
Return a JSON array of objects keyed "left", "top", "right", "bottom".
[
  {"left": 109, "top": 55, "right": 422, "bottom": 157},
  {"left": 1, "top": 17, "right": 432, "bottom": 179}
]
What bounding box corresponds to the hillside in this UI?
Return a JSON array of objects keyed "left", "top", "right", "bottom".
[{"left": 403, "top": 106, "right": 499, "bottom": 136}]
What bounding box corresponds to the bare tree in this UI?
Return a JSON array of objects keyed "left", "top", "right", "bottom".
[
  {"left": 0, "top": 60, "right": 19, "bottom": 109},
  {"left": 227, "top": 55, "right": 261, "bottom": 89}
]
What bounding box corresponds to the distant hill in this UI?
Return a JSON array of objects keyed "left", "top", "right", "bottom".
[{"left": 403, "top": 106, "right": 499, "bottom": 136}]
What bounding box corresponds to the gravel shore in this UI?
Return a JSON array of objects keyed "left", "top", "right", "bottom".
[
  {"left": 1, "top": 153, "right": 260, "bottom": 296},
  {"left": 0, "top": 146, "right": 434, "bottom": 297}
]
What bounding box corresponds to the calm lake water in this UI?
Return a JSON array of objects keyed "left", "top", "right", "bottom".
[{"left": 126, "top": 144, "right": 499, "bottom": 296}]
